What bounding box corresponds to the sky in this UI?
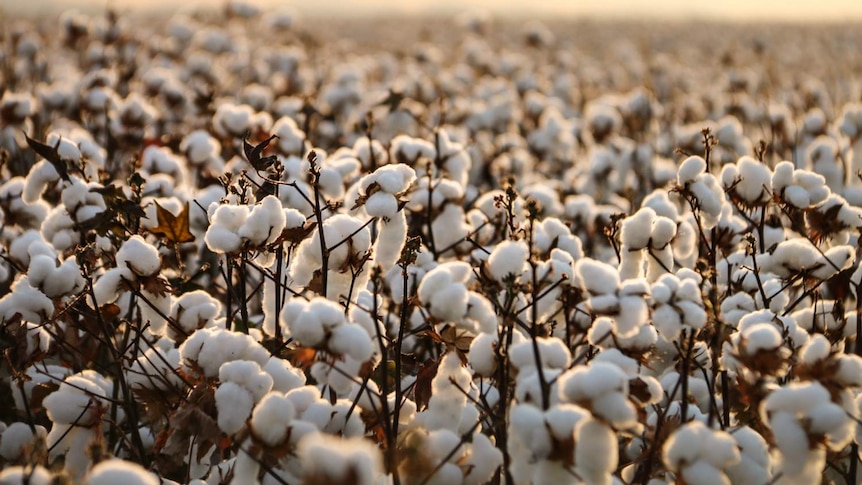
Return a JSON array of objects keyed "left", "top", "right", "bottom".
[{"left": 3, "top": 0, "right": 862, "bottom": 22}]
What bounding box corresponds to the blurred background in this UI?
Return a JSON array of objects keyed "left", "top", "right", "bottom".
[{"left": 3, "top": 0, "right": 862, "bottom": 21}]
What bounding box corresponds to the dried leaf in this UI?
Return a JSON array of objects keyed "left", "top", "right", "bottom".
[
  {"left": 24, "top": 132, "right": 70, "bottom": 181},
  {"left": 413, "top": 358, "right": 440, "bottom": 410},
  {"left": 149, "top": 200, "right": 195, "bottom": 245},
  {"left": 243, "top": 134, "right": 279, "bottom": 172}
]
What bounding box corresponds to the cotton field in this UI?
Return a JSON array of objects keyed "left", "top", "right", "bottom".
[{"left": 2, "top": 2, "right": 862, "bottom": 484}]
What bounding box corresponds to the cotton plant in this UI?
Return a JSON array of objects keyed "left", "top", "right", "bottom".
[
  {"left": 289, "top": 213, "right": 372, "bottom": 299},
  {"left": 661, "top": 421, "right": 741, "bottom": 485},
  {"left": 761, "top": 381, "right": 856, "bottom": 484},
  {"left": 91, "top": 235, "right": 171, "bottom": 336},
  {"left": 43, "top": 371, "right": 116, "bottom": 480},
  {"left": 351, "top": 163, "right": 416, "bottom": 272}
]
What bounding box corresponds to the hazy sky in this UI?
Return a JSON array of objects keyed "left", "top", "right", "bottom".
[{"left": 5, "top": 0, "right": 862, "bottom": 21}]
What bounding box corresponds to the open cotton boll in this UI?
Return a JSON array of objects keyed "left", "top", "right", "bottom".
[
  {"left": 418, "top": 262, "right": 471, "bottom": 322},
  {"left": 487, "top": 240, "right": 528, "bottom": 282},
  {"left": 329, "top": 323, "right": 374, "bottom": 361},
  {"left": 205, "top": 204, "right": 250, "bottom": 253},
  {"left": 0, "top": 276, "right": 55, "bottom": 324},
  {"left": 0, "top": 422, "right": 47, "bottom": 460},
  {"left": 250, "top": 392, "right": 295, "bottom": 446},
  {"left": 23, "top": 160, "right": 60, "bottom": 204},
  {"left": 169, "top": 290, "right": 222, "bottom": 339},
  {"left": 238, "top": 195, "right": 286, "bottom": 246},
  {"left": 469, "top": 332, "right": 498, "bottom": 376},
  {"left": 263, "top": 356, "right": 306, "bottom": 392},
  {"left": 621, "top": 207, "right": 655, "bottom": 249},
  {"left": 86, "top": 459, "right": 159, "bottom": 485},
  {"left": 575, "top": 258, "right": 619, "bottom": 295},
  {"left": 116, "top": 236, "right": 161, "bottom": 277},
  {"left": 509, "top": 337, "right": 571, "bottom": 371},
  {"left": 0, "top": 466, "right": 53, "bottom": 485},
  {"left": 575, "top": 418, "right": 618, "bottom": 485},
  {"left": 214, "top": 381, "right": 255, "bottom": 435},
  {"left": 462, "top": 432, "right": 504, "bottom": 485},
  {"left": 91, "top": 266, "right": 135, "bottom": 305},
  {"left": 26, "top": 255, "right": 84, "bottom": 297},
  {"left": 296, "top": 433, "right": 383, "bottom": 485},
  {"left": 179, "top": 326, "right": 269, "bottom": 378},
  {"left": 219, "top": 360, "right": 274, "bottom": 403},
  {"left": 678, "top": 156, "right": 706, "bottom": 185}
]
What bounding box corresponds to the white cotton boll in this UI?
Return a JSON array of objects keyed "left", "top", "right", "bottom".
[
  {"left": 800, "top": 334, "right": 831, "bottom": 364},
  {"left": 735, "top": 156, "right": 772, "bottom": 203},
  {"left": 487, "top": 240, "right": 529, "bottom": 282},
  {"left": 264, "top": 357, "right": 305, "bottom": 392},
  {"left": 330, "top": 324, "right": 373, "bottom": 361},
  {"left": 219, "top": 360, "right": 273, "bottom": 402},
  {"left": 93, "top": 267, "right": 136, "bottom": 305},
  {"left": 835, "top": 355, "right": 862, "bottom": 387},
  {"left": 290, "top": 309, "right": 326, "bottom": 347},
  {"left": 575, "top": 258, "right": 619, "bottom": 295},
  {"left": 615, "top": 295, "right": 647, "bottom": 338},
  {"left": 116, "top": 235, "right": 161, "bottom": 276},
  {"left": 215, "top": 382, "right": 254, "bottom": 435},
  {"left": 621, "top": 208, "right": 655, "bottom": 249},
  {"left": 296, "top": 433, "right": 383, "bottom": 485},
  {"left": 0, "top": 422, "right": 47, "bottom": 460},
  {"left": 44, "top": 376, "right": 108, "bottom": 425},
  {"left": 560, "top": 361, "right": 627, "bottom": 402},
  {"left": 86, "top": 459, "right": 159, "bottom": 485},
  {"left": 179, "top": 327, "right": 269, "bottom": 378},
  {"left": 509, "top": 337, "right": 571, "bottom": 371},
  {"left": 812, "top": 245, "right": 855, "bottom": 280},
  {"left": 510, "top": 404, "right": 552, "bottom": 458},
  {"left": 677, "top": 300, "right": 706, "bottom": 329},
  {"left": 463, "top": 433, "right": 504, "bottom": 485},
  {"left": 0, "top": 466, "right": 53, "bottom": 485},
  {"left": 468, "top": 333, "right": 498, "bottom": 377},
  {"left": 364, "top": 191, "right": 398, "bottom": 218},
  {"left": 575, "top": 418, "right": 617, "bottom": 485},
  {"left": 240, "top": 195, "right": 286, "bottom": 246},
  {"left": 650, "top": 217, "right": 677, "bottom": 248},
  {"left": 284, "top": 386, "right": 320, "bottom": 416},
  {"left": 741, "top": 323, "right": 784, "bottom": 354},
  {"left": 23, "top": 160, "right": 60, "bottom": 204},
  {"left": 544, "top": 403, "right": 589, "bottom": 441},
  {"left": 680, "top": 462, "right": 729, "bottom": 485},
  {"left": 807, "top": 401, "right": 849, "bottom": 438},
  {"left": 678, "top": 156, "right": 706, "bottom": 185},
  {"left": 592, "top": 391, "right": 638, "bottom": 429},
  {"left": 770, "top": 411, "right": 811, "bottom": 477},
  {"left": 783, "top": 184, "right": 810, "bottom": 208}
]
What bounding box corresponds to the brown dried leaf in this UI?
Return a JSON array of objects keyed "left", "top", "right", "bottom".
[{"left": 149, "top": 200, "right": 195, "bottom": 245}]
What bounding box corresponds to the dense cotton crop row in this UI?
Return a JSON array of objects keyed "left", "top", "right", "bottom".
[{"left": 2, "top": 3, "right": 862, "bottom": 484}]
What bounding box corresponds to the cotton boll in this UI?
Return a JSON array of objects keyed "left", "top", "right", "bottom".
[
  {"left": 575, "top": 258, "right": 619, "bottom": 295},
  {"left": 575, "top": 418, "right": 617, "bottom": 485},
  {"left": 263, "top": 357, "right": 306, "bottom": 392},
  {"left": 214, "top": 381, "right": 254, "bottom": 435},
  {"left": 462, "top": 433, "right": 503, "bottom": 485},
  {"left": 296, "top": 433, "right": 383, "bottom": 485},
  {"left": 239, "top": 195, "right": 286, "bottom": 246},
  {"left": 116, "top": 235, "right": 161, "bottom": 276},
  {"left": 219, "top": 360, "right": 274, "bottom": 402},
  {"left": 329, "top": 323, "right": 373, "bottom": 361},
  {"left": 0, "top": 466, "right": 53, "bottom": 485},
  {"left": 621, "top": 207, "right": 655, "bottom": 249},
  {"left": 468, "top": 333, "right": 498, "bottom": 376},
  {"left": 0, "top": 422, "right": 47, "bottom": 460},
  {"left": 487, "top": 240, "right": 529, "bottom": 282},
  {"left": 678, "top": 156, "right": 706, "bottom": 185},
  {"left": 86, "top": 459, "right": 159, "bottom": 485},
  {"left": 510, "top": 404, "right": 552, "bottom": 459}
]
